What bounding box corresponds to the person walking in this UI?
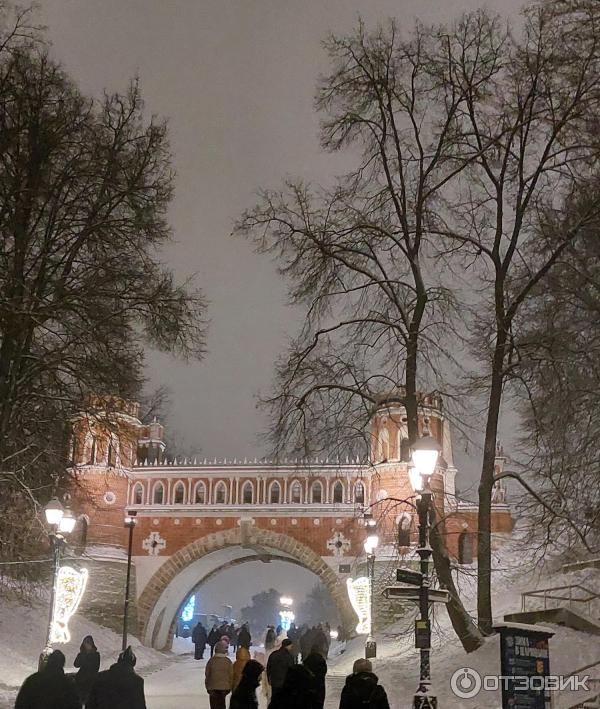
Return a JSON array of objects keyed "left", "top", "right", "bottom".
[
  {"left": 204, "top": 639, "right": 233, "bottom": 709},
  {"left": 192, "top": 622, "right": 208, "bottom": 660},
  {"left": 237, "top": 623, "right": 251, "bottom": 650},
  {"left": 303, "top": 645, "right": 327, "bottom": 709},
  {"left": 264, "top": 626, "right": 277, "bottom": 652},
  {"left": 267, "top": 665, "right": 315, "bottom": 709},
  {"left": 73, "top": 635, "right": 100, "bottom": 706},
  {"left": 229, "top": 659, "right": 264, "bottom": 709},
  {"left": 339, "top": 659, "right": 390, "bottom": 709},
  {"left": 232, "top": 646, "right": 251, "bottom": 690},
  {"left": 208, "top": 625, "right": 220, "bottom": 658},
  {"left": 87, "top": 646, "right": 146, "bottom": 709},
  {"left": 15, "top": 649, "right": 80, "bottom": 709},
  {"left": 266, "top": 638, "right": 295, "bottom": 701}
]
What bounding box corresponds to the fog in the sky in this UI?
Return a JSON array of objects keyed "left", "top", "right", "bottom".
[{"left": 40, "top": 0, "right": 526, "bottom": 493}]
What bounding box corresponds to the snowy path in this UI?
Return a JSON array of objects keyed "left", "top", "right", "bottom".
[{"left": 144, "top": 653, "right": 346, "bottom": 709}]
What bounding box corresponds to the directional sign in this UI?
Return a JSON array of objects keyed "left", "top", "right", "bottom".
[
  {"left": 396, "top": 568, "right": 423, "bottom": 586},
  {"left": 383, "top": 586, "right": 449, "bottom": 604}
]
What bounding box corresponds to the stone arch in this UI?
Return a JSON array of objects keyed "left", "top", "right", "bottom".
[{"left": 137, "top": 526, "right": 356, "bottom": 649}]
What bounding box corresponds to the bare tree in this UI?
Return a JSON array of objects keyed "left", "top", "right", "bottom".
[
  {"left": 236, "top": 17, "right": 494, "bottom": 651},
  {"left": 438, "top": 0, "right": 600, "bottom": 632},
  {"left": 0, "top": 41, "right": 206, "bottom": 580}
]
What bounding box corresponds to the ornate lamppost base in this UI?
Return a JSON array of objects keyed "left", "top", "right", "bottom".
[{"left": 413, "top": 692, "right": 437, "bottom": 709}]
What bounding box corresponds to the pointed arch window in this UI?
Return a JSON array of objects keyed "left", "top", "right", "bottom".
[
  {"left": 311, "top": 481, "right": 322, "bottom": 504},
  {"left": 194, "top": 482, "right": 206, "bottom": 504},
  {"left": 378, "top": 428, "right": 389, "bottom": 461},
  {"left": 173, "top": 482, "right": 185, "bottom": 504},
  {"left": 84, "top": 434, "right": 97, "bottom": 465},
  {"left": 133, "top": 483, "right": 144, "bottom": 505},
  {"left": 242, "top": 482, "right": 253, "bottom": 504},
  {"left": 400, "top": 437, "right": 410, "bottom": 462},
  {"left": 107, "top": 436, "right": 118, "bottom": 467},
  {"left": 354, "top": 481, "right": 365, "bottom": 504},
  {"left": 215, "top": 482, "right": 227, "bottom": 504},
  {"left": 332, "top": 481, "right": 344, "bottom": 504},
  {"left": 153, "top": 482, "right": 164, "bottom": 505},
  {"left": 397, "top": 513, "right": 412, "bottom": 547},
  {"left": 269, "top": 481, "right": 281, "bottom": 504},
  {"left": 290, "top": 481, "right": 302, "bottom": 504}
]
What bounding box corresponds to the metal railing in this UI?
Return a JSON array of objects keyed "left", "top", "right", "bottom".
[{"left": 521, "top": 584, "right": 600, "bottom": 615}]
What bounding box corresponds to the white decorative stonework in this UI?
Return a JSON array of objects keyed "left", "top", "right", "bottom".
[
  {"left": 376, "top": 489, "right": 388, "bottom": 501},
  {"left": 216, "top": 519, "right": 222, "bottom": 526},
  {"left": 336, "top": 518, "right": 342, "bottom": 525},
  {"left": 153, "top": 518, "right": 159, "bottom": 526},
  {"left": 313, "top": 519, "right": 320, "bottom": 526},
  {"left": 174, "top": 519, "right": 180, "bottom": 526},
  {"left": 270, "top": 519, "right": 277, "bottom": 526},
  {"left": 326, "top": 531, "right": 351, "bottom": 557},
  {"left": 195, "top": 518, "right": 202, "bottom": 525},
  {"left": 103, "top": 491, "right": 116, "bottom": 505},
  {"left": 291, "top": 519, "right": 298, "bottom": 525},
  {"left": 142, "top": 531, "right": 166, "bottom": 556}
]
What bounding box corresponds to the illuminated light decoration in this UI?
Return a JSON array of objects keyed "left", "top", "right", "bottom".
[
  {"left": 181, "top": 594, "right": 196, "bottom": 622},
  {"left": 279, "top": 609, "right": 295, "bottom": 632},
  {"left": 50, "top": 566, "right": 89, "bottom": 644},
  {"left": 346, "top": 576, "right": 371, "bottom": 635}
]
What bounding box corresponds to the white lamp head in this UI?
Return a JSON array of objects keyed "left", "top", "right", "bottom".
[
  {"left": 411, "top": 433, "right": 441, "bottom": 479},
  {"left": 44, "top": 498, "right": 64, "bottom": 526},
  {"left": 408, "top": 464, "right": 423, "bottom": 493},
  {"left": 364, "top": 534, "right": 379, "bottom": 555},
  {"left": 58, "top": 507, "right": 76, "bottom": 534}
]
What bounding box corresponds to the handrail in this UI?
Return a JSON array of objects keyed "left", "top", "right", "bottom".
[{"left": 521, "top": 584, "right": 600, "bottom": 613}]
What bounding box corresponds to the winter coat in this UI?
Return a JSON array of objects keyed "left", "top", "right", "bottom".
[
  {"left": 303, "top": 651, "right": 327, "bottom": 708},
  {"left": 74, "top": 649, "right": 100, "bottom": 700},
  {"left": 232, "top": 647, "right": 251, "bottom": 689},
  {"left": 237, "top": 626, "right": 252, "bottom": 650},
  {"left": 192, "top": 623, "right": 207, "bottom": 646},
  {"left": 229, "top": 660, "right": 263, "bottom": 709},
  {"left": 205, "top": 651, "right": 233, "bottom": 692},
  {"left": 87, "top": 662, "right": 147, "bottom": 709},
  {"left": 208, "top": 628, "right": 220, "bottom": 647},
  {"left": 267, "top": 666, "right": 314, "bottom": 709},
  {"left": 339, "top": 671, "right": 390, "bottom": 709},
  {"left": 266, "top": 646, "right": 295, "bottom": 691},
  {"left": 15, "top": 666, "right": 80, "bottom": 709}
]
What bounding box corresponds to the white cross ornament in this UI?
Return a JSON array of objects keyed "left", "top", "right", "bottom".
[
  {"left": 326, "top": 531, "right": 351, "bottom": 558},
  {"left": 142, "top": 531, "right": 166, "bottom": 556}
]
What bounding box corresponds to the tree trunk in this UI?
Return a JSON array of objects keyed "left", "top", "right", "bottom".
[
  {"left": 430, "top": 507, "right": 484, "bottom": 652},
  {"left": 477, "top": 336, "right": 506, "bottom": 634}
]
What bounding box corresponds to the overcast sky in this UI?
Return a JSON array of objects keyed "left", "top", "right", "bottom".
[{"left": 40, "top": 0, "right": 526, "bottom": 494}]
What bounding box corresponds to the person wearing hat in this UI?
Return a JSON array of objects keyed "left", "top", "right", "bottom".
[
  {"left": 87, "top": 646, "right": 147, "bottom": 709},
  {"left": 15, "top": 649, "right": 80, "bottom": 709},
  {"left": 205, "top": 639, "right": 233, "bottom": 709},
  {"left": 338, "top": 658, "right": 390, "bottom": 709},
  {"left": 74, "top": 634, "right": 101, "bottom": 705},
  {"left": 266, "top": 638, "right": 295, "bottom": 701}
]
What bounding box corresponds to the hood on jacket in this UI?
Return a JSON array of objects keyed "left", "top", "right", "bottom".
[
  {"left": 236, "top": 647, "right": 251, "bottom": 661},
  {"left": 345, "top": 670, "right": 381, "bottom": 701}
]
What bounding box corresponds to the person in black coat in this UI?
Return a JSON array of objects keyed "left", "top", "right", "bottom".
[
  {"left": 208, "top": 626, "right": 220, "bottom": 657},
  {"left": 74, "top": 635, "right": 100, "bottom": 705},
  {"left": 303, "top": 646, "right": 327, "bottom": 709},
  {"left": 266, "top": 639, "right": 295, "bottom": 700},
  {"left": 267, "top": 665, "right": 314, "bottom": 709},
  {"left": 87, "top": 646, "right": 146, "bottom": 709},
  {"left": 339, "top": 659, "right": 390, "bottom": 709},
  {"left": 15, "top": 649, "right": 80, "bottom": 709},
  {"left": 229, "top": 659, "right": 263, "bottom": 709},
  {"left": 237, "top": 623, "right": 251, "bottom": 650},
  {"left": 192, "top": 622, "right": 208, "bottom": 660}
]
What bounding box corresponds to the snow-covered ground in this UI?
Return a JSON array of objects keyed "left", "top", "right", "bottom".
[{"left": 2, "top": 533, "right": 599, "bottom": 709}]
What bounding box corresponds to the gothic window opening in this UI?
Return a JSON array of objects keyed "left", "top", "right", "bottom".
[
  {"left": 194, "top": 482, "right": 206, "bottom": 504},
  {"left": 85, "top": 434, "right": 97, "bottom": 465},
  {"left": 215, "top": 482, "right": 227, "bottom": 504},
  {"left": 153, "top": 482, "right": 164, "bottom": 505},
  {"left": 311, "top": 481, "right": 322, "bottom": 504},
  {"left": 107, "top": 437, "right": 118, "bottom": 467},
  {"left": 133, "top": 483, "right": 144, "bottom": 505},
  {"left": 333, "top": 481, "right": 344, "bottom": 504},
  {"left": 397, "top": 513, "right": 412, "bottom": 547},
  {"left": 174, "top": 482, "right": 185, "bottom": 504},
  {"left": 291, "top": 481, "right": 302, "bottom": 504},
  {"left": 242, "top": 482, "right": 253, "bottom": 504},
  {"left": 378, "top": 428, "right": 389, "bottom": 461},
  {"left": 400, "top": 437, "right": 410, "bottom": 462},
  {"left": 458, "top": 531, "right": 473, "bottom": 564},
  {"left": 270, "top": 481, "right": 281, "bottom": 504},
  {"left": 354, "top": 481, "right": 365, "bottom": 504}
]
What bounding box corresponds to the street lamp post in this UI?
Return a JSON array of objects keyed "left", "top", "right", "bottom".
[
  {"left": 409, "top": 432, "right": 441, "bottom": 709},
  {"left": 41, "top": 498, "right": 76, "bottom": 668},
  {"left": 122, "top": 511, "right": 137, "bottom": 651},
  {"left": 363, "top": 512, "right": 379, "bottom": 659}
]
